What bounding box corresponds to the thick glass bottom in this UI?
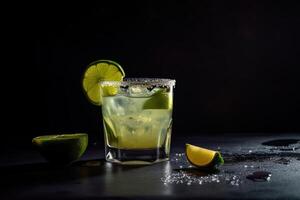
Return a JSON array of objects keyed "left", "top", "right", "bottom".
[{"left": 105, "top": 146, "right": 169, "bottom": 165}]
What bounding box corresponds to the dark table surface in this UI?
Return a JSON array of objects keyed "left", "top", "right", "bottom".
[{"left": 1, "top": 133, "right": 300, "bottom": 199}]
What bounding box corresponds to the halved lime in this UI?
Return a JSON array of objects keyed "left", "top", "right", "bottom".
[
  {"left": 82, "top": 60, "right": 125, "bottom": 106},
  {"left": 142, "top": 89, "right": 172, "bottom": 109},
  {"left": 32, "top": 133, "right": 88, "bottom": 165},
  {"left": 186, "top": 144, "right": 224, "bottom": 168}
]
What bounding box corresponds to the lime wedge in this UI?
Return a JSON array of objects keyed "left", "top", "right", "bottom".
[
  {"left": 32, "top": 133, "right": 88, "bottom": 165},
  {"left": 186, "top": 144, "right": 224, "bottom": 168},
  {"left": 82, "top": 60, "right": 125, "bottom": 106},
  {"left": 142, "top": 89, "right": 172, "bottom": 109}
]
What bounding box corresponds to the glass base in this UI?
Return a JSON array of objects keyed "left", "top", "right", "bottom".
[{"left": 105, "top": 146, "right": 169, "bottom": 165}]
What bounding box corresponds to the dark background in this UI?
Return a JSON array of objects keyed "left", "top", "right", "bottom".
[{"left": 5, "top": 1, "right": 300, "bottom": 147}]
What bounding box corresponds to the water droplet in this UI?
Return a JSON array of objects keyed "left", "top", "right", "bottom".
[
  {"left": 274, "top": 158, "right": 290, "bottom": 165},
  {"left": 262, "top": 139, "right": 299, "bottom": 147},
  {"left": 246, "top": 171, "right": 272, "bottom": 182}
]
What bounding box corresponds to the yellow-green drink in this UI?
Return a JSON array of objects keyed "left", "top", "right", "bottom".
[{"left": 100, "top": 78, "right": 175, "bottom": 164}]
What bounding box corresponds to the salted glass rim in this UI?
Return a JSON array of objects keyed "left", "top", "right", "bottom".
[{"left": 100, "top": 78, "right": 176, "bottom": 87}]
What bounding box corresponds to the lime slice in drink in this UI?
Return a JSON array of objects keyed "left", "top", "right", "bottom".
[
  {"left": 186, "top": 144, "right": 224, "bottom": 168},
  {"left": 143, "top": 89, "right": 172, "bottom": 109},
  {"left": 82, "top": 60, "right": 125, "bottom": 106},
  {"left": 32, "top": 133, "right": 88, "bottom": 165}
]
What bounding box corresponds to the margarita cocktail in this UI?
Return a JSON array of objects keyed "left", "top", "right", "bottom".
[{"left": 100, "top": 78, "right": 175, "bottom": 164}]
